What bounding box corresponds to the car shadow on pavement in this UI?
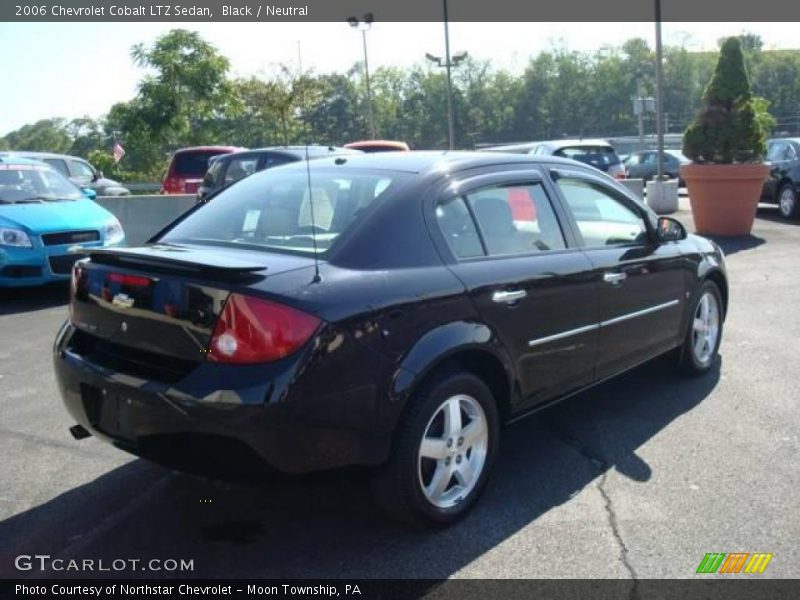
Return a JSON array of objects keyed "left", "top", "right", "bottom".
[
  {"left": 0, "top": 356, "right": 721, "bottom": 580},
  {"left": 702, "top": 234, "right": 766, "bottom": 256},
  {"left": 0, "top": 282, "right": 70, "bottom": 316},
  {"left": 756, "top": 205, "right": 800, "bottom": 227}
]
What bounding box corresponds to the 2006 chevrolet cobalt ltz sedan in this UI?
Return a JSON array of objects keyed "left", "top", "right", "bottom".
[{"left": 53, "top": 152, "right": 727, "bottom": 527}]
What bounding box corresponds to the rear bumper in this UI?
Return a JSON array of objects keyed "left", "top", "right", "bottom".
[{"left": 52, "top": 322, "right": 390, "bottom": 475}]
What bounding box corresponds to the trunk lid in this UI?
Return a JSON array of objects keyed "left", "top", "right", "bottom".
[{"left": 70, "top": 243, "right": 316, "bottom": 360}]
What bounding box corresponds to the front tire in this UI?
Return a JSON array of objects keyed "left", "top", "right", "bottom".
[
  {"left": 373, "top": 369, "right": 499, "bottom": 527},
  {"left": 679, "top": 281, "right": 723, "bottom": 375},
  {"left": 778, "top": 182, "right": 798, "bottom": 219}
]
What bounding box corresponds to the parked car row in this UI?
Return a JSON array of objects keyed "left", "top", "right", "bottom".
[{"left": 162, "top": 140, "right": 410, "bottom": 200}]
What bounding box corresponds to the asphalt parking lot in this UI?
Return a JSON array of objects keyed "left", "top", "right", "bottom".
[{"left": 0, "top": 199, "right": 798, "bottom": 581}]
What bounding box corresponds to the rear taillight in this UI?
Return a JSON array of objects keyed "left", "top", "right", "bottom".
[
  {"left": 208, "top": 294, "right": 321, "bottom": 364},
  {"left": 107, "top": 272, "right": 152, "bottom": 287}
]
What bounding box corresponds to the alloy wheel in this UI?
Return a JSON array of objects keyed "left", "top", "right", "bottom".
[
  {"left": 692, "top": 291, "right": 720, "bottom": 366},
  {"left": 417, "top": 394, "right": 488, "bottom": 509},
  {"left": 779, "top": 186, "right": 797, "bottom": 218}
]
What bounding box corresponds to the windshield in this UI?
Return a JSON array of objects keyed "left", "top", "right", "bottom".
[
  {"left": 160, "top": 167, "right": 404, "bottom": 256},
  {"left": 0, "top": 164, "right": 83, "bottom": 203}
]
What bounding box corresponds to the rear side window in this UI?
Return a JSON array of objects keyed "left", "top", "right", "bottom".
[
  {"left": 554, "top": 146, "right": 621, "bottom": 167},
  {"left": 172, "top": 151, "right": 222, "bottom": 177},
  {"left": 43, "top": 158, "right": 69, "bottom": 176},
  {"left": 224, "top": 157, "right": 258, "bottom": 185},
  {"left": 437, "top": 183, "right": 567, "bottom": 259},
  {"left": 202, "top": 158, "right": 225, "bottom": 187}
]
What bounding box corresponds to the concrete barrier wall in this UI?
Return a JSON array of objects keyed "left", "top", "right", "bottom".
[{"left": 95, "top": 195, "right": 195, "bottom": 246}]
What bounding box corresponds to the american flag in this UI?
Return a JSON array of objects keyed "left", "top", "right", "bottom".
[{"left": 112, "top": 142, "right": 126, "bottom": 163}]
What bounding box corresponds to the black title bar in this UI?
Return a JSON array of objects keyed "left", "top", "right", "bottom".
[{"left": 2, "top": 0, "right": 800, "bottom": 22}]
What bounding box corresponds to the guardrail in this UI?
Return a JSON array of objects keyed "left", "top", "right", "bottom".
[{"left": 95, "top": 194, "right": 195, "bottom": 246}]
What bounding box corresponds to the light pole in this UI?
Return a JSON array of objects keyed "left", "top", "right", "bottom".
[
  {"left": 347, "top": 13, "right": 376, "bottom": 139},
  {"left": 425, "top": 0, "right": 467, "bottom": 150},
  {"left": 654, "top": 0, "right": 665, "bottom": 179}
]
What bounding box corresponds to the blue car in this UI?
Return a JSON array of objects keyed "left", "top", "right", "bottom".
[{"left": 0, "top": 157, "right": 125, "bottom": 287}]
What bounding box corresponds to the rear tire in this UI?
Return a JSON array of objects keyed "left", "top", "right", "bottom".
[
  {"left": 373, "top": 368, "right": 499, "bottom": 528},
  {"left": 679, "top": 281, "right": 723, "bottom": 375},
  {"left": 778, "top": 182, "right": 798, "bottom": 219}
]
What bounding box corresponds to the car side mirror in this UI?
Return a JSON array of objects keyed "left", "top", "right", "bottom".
[
  {"left": 656, "top": 216, "right": 686, "bottom": 242},
  {"left": 94, "top": 170, "right": 103, "bottom": 181},
  {"left": 81, "top": 186, "right": 97, "bottom": 200}
]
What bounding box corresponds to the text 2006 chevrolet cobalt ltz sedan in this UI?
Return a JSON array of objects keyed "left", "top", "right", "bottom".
[{"left": 53, "top": 152, "right": 727, "bottom": 527}]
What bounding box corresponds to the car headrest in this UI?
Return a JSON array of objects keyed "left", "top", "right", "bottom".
[{"left": 473, "top": 196, "right": 515, "bottom": 236}]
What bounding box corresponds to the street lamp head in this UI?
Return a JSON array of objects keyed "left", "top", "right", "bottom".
[
  {"left": 363, "top": 12, "right": 374, "bottom": 25},
  {"left": 425, "top": 53, "right": 442, "bottom": 65},
  {"left": 452, "top": 51, "right": 468, "bottom": 65},
  {"left": 346, "top": 16, "right": 359, "bottom": 28}
]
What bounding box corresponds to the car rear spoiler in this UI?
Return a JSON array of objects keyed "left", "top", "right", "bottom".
[{"left": 85, "top": 245, "right": 268, "bottom": 280}]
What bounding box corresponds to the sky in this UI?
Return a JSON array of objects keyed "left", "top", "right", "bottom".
[{"left": 0, "top": 21, "right": 798, "bottom": 136}]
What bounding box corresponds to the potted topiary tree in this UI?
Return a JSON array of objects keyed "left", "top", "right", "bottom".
[{"left": 680, "top": 37, "right": 770, "bottom": 236}]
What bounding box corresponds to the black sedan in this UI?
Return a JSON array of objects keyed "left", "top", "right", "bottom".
[
  {"left": 761, "top": 138, "right": 800, "bottom": 219},
  {"left": 53, "top": 152, "right": 728, "bottom": 527}
]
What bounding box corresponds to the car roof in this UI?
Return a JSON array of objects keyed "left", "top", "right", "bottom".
[
  {"left": 0, "top": 150, "right": 82, "bottom": 161},
  {"left": 768, "top": 137, "right": 800, "bottom": 144},
  {"left": 172, "top": 146, "right": 242, "bottom": 155},
  {"left": 0, "top": 155, "right": 50, "bottom": 167},
  {"left": 220, "top": 146, "right": 361, "bottom": 160},
  {"left": 269, "top": 150, "right": 594, "bottom": 175},
  {"left": 538, "top": 139, "right": 614, "bottom": 149}
]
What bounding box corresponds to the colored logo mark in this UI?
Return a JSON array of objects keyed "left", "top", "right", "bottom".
[{"left": 696, "top": 552, "right": 774, "bottom": 574}]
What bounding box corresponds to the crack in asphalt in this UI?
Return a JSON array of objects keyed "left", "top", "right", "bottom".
[{"left": 550, "top": 423, "right": 640, "bottom": 599}]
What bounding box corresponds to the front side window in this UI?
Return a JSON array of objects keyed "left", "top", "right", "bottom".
[
  {"left": 461, "top": 182, "right": 566, "bottom": 256},
  {"left": 556, "top": 178, "right": 648, "bottom": 247},
  {"left": 161, "top": 167, "right": 405, "bottom": 256},
  {"left": 69, "top": 160, "right": 95, "bottom": 180}
]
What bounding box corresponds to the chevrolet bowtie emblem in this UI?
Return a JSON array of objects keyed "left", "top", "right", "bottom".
[{"left": 112, "top": 293, "right": 135, "bottom": 309}]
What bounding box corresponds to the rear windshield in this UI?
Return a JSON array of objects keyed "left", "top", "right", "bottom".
[
  {"left": 160, "top": 167, "right": 404, "bottom": 256},
  {"left": 172, "top": 151, "right": 226, "bottom": 177},
  {"left": 554, "top": 146, "right": 620, "bottom": 166}
]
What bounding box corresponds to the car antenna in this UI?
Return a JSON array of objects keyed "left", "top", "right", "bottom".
[{"left": 299, "top": 79, "right": 322, "bottom": 284}]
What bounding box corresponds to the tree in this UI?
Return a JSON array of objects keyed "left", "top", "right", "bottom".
[
  {"left": 1, "top": 119, "right": 72, "bottom": 153},
  {"left": 683, "top": 37, "right": 766, "bottom": 163}
]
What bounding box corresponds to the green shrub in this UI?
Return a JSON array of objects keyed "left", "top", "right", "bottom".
[{"left": 683, "top": 37, "right": 766, "bottom": 164}]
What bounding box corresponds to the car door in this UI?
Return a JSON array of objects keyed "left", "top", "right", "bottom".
[
  {"left": 432, "top": 170, "right": 599, "bottom": 412},
  {"left": 551, "top": 168, "right": 686, "bottom": 380},
  {"left": 624, "top": 153, "right": 645, "bottom": 179}
]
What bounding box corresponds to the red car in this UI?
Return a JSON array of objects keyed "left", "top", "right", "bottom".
[
  {"left": 161, "top": 146, "right": 243, "bottom": 194},
  {"left": 343, "top": 140, "right": 410, "bottom": 153}
]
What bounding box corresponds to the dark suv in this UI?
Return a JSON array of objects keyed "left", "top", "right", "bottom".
[
  {"left": 761, "top": 138, "right": 800, "bottom": 219},
  {"left": 196, "top": 146, "right": 361, "bottom": 201}
]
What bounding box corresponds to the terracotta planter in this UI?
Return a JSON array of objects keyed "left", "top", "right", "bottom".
[{"left": 680, "top": 163, "right": 770, "bottom": 236}]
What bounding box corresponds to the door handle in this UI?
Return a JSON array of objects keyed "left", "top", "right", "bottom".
[
  {"left": 603, "top": 272, "right": 627, "bottom": 285},
  {"left": 492, "top": 289, "right": 527, "bottom": 304}
]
